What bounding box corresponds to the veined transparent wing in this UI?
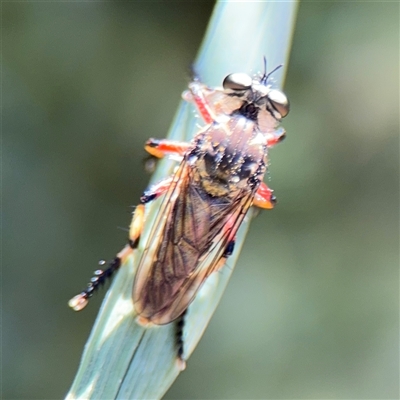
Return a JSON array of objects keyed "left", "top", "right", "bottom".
[{"left": 133, "top": 155, "right": 257, "bottom": 325}]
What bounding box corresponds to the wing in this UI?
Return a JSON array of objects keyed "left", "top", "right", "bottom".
[{"left": 133, "top": 156, "right": 256, "bottom": 325}]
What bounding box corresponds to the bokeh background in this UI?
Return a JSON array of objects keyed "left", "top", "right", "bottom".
[{"left": 3, "top": 2, "right": 398, "bottom": 399}]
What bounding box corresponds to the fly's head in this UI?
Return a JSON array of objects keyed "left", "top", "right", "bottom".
[
  {"left": 222, "top": 71, "right": 290, "bottom": 132},
  {"left": 187, "top": 66, "right": 289, "bottom": 134}
]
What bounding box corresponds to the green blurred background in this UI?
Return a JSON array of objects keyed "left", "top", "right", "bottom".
[{"left": 3, "top": 2, "right": 398, "bottom": 399}]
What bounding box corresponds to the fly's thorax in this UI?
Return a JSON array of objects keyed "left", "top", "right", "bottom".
[{"left": 191, "top": 116, "right": 266, "bottom": 198}]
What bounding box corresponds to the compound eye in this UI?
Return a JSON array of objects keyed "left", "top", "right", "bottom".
[
  {"left": 223, "top": 73, "right": 252, "bottom": 91},
  {"left": 268, "top": 89, "right": 290, "bottom": 118}
]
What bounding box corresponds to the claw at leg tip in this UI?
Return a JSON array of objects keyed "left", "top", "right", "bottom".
[
  {"left": 68, "top": 294, "right": 88, "bottom": 311},
  {"left": 177, "top": 357, "right": 186, "bottom": 371}
]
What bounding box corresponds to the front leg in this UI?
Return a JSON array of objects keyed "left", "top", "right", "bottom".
[
  {"left": 183, "top": 80, "right": 216, "bottom": 124},
  {"left": 264, "top": 127, "right": 286, "bottom": 148},
  {"left": 254, "top": 182, "right": 277, "bottom": 209}
]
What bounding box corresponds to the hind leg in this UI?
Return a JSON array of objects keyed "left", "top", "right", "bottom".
[{"left": 68, "top": 177, "right": 173, "bottom": 311}]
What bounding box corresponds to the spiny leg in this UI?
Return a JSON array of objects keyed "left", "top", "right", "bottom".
[
  {"left": 68, "top": 210, "right": 144, "bottom": 311},
  {"left": 265, "top": 127, "right": 286, "bottom": 148},
  {"left": 145, "top": 138, "right": 192, "bottom": 159},
  {"left": 183, "top": 81, "right": 216, "bottom": 124},
  {"left": 252, "top": 128, "right": 285, "bottom": 210},
  {"left": 68, "top": 177, "right": 173, "bottom": 311},
  {"left": 144, "top": 138, "right": 193, "bottom": 173},
  {"left": 143, "top": 79, "right": 216, "bottom": 170},
  {"left": 175, "top": 309, "right": 187, "bottom": 371},
  {"left": 212, "top": 239, "right": 236, "bottom": 273},
  {"left": 253, "top": 182, "right": 277, "bottom": 209}
]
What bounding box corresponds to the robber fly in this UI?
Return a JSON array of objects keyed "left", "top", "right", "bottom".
[{"left": 69, "top": 63, "right": 289, "bottom": 367}]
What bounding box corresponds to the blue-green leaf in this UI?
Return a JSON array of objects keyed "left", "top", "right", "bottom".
[{"left": 66, "top": 2, "right": 298, "bottom": 399}]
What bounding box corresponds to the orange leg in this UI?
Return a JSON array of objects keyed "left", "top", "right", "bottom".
[
  {"left": 68, "top": 178, "right": 172, "bottom": 311},
  {"left": 145, "top": 138, "right": 192, "bottom": 159},
  {"left": 140, "top": 177, "right": 173, "bottom": 203},
  {"left": 254, "top": 182, "right": 277, "bottom": 209},
  {"left": 183, "top": 81, "right": 215, "bottom": 124},
  {"left": 264, "top": 127, "right": 286, "bottom": 148}
]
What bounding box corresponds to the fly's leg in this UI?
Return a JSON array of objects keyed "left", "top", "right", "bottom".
[
  {"left": 68, "top": 178, "right": 172, "bottom": 311},
  {"left": 252, "top": 129, "right": 285, "bottom": 209},
  {"left": 212, "top": 239, "right": 236, "bottom": 273},
  {"left": 173, "top": 237, "right": 235, "bottom": 371},
  {"left": 139, "top": 176, "right": 173, "bottom": 203},
  {"left": 143, "top": 139, "right": 191, "bottom": 173},
  {"left": 265, "top": 127, "right": 286, "bottom": 148},
  {"left": 175, "top": 309, "right": 188, "bottom": 371},
  {"left": 254, "top": 182, "right": 277, "bottom": 209},
  {"left": 211, "top": 212, "right": 238, "bottom": 275},
  {"left": 68, "top": 217, "right": 143, "bottom": 311},
  {"left": 183, "top": 82, "right": 215, "bottom": 124},
  {"left": 144, "top": 138, "right": 192, "bottom": 160}
]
